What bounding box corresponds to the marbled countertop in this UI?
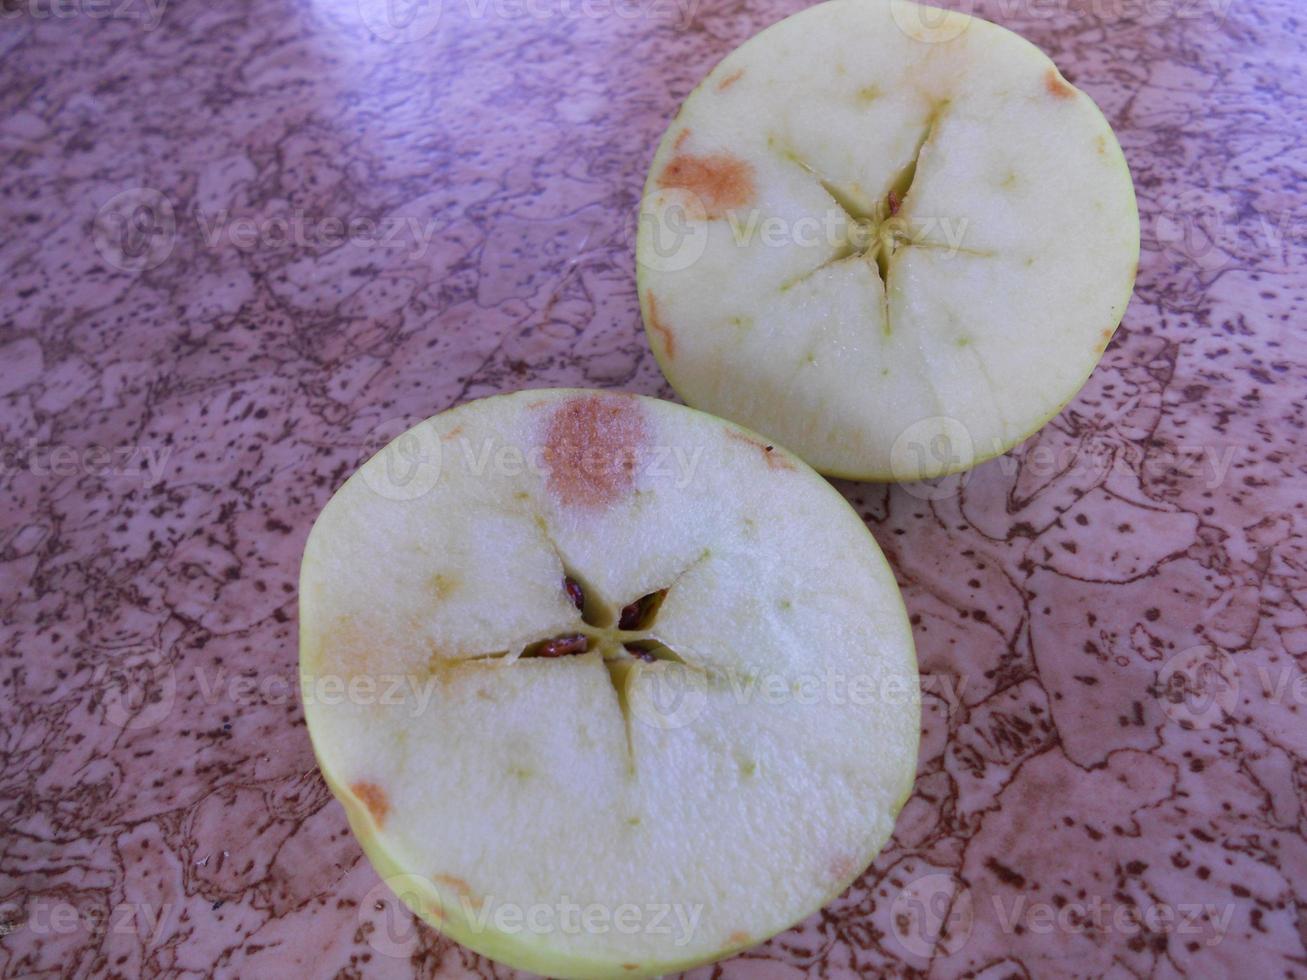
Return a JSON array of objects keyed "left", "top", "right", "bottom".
[{"left": 2, "top": 0, "right": 1305, "bottom": 975}]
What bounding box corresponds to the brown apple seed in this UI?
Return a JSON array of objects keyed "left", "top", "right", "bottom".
[
  {"left": 564, "top": 577, "right": 584, "bottom": 611},
  {"left": 534, "top": 635, "right": 589, "bottom": 658}
]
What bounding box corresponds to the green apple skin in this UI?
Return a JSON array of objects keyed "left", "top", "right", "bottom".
[
  {"left": 300, "top": 389, "right": 919, "bottom": 979},
  {"left": 636, "top": 0, "right": 1140, "bottom": 482}
]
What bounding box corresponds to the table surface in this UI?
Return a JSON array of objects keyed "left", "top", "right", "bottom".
[{"left": 2, "top": 0, "right": 1305, "bottom": 976}]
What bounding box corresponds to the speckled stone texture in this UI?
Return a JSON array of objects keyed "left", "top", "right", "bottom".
[{"left": 1, "top": 0, "right": 1305, "bottom": 976}]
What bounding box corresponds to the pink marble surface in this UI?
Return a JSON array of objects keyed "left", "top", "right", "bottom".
[{"left": 2, "top": 0, "right": 1305, "bottom": 976}]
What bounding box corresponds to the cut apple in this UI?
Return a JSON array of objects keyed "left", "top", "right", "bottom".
[
  {"left": 299, "top": 389, "right": 918, "bottom": 978},
  {"left": 637, "top": 0, "right": 1139, "bottom": 480}
]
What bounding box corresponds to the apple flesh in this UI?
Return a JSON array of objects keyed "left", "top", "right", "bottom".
[
  {"left": 299, "top": 389, "right": 918, "bottom": 978},
  {"left": 637, "top": 0, "right": 1139, "bottom": 480}
]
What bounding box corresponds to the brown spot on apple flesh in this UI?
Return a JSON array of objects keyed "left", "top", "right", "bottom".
[
  {"left": 829, "top": 853, "right": 859, "bottom": 880},
  {"left": 350, "top": 781, "right": 390, "bottom": 826},
  {"left": 429, "top": 572, "right": 459, "bottom": 600},
  {"left": 725, "top": 429, "right": 795, "bottom": 470},
  {"left": 728, "top": 931, "right": 750, "bottom": 945},
  {"left": 543, "top": 394, "right": 648, "bottom": 509},
  {"left": 434, "top": 874, "right": 477, "bottom": 905},
  {"left": 646, "top": 292, "right": 676, "bottom": 359},
  {"left": 1044, "top": 68, "right": 1075, "bottom": 100},
  {"left": 717, "top": 68, "right": 743, "bottom": 91},
  {"left": 673, "top": 129, "right": 691, "bottom": 151},
  {"left": 657, "top": 152, "right": 755, "bottom": 219}
]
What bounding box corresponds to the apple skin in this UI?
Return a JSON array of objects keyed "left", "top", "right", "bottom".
[
  {"left": 299, "top": 389, "right": 919, "bottom": 979},
  {"left": 635, "top": 0, "right": 1141, "bottom": 483}
]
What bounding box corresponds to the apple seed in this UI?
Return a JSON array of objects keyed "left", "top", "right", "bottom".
[
  {"left": 564, "top": 576, "right": 585, "bottom": 611},
  {"left": 532, "top": 634, "right": 589, "bottom": 658},
  {"left": 624, "top": 643, "right": 657, "bottom": 663},
  {"left": 618, "top": 590, "right": 666, "bottom": 631}
]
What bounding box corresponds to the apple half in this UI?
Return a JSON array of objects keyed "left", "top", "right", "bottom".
[
  {"left": 636, "top": 0, "right": 1139, "bottom": 480},
  {"left": 299, "top": 389, "right": 918, "bottom": 978}
]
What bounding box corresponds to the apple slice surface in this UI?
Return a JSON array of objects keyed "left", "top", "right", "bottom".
[
  {"left": 299, "top": 389, "right": 918, "bottom": 978},
  {"left": 637, "top": 0, "right": 1139, "bottom": 480}
]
